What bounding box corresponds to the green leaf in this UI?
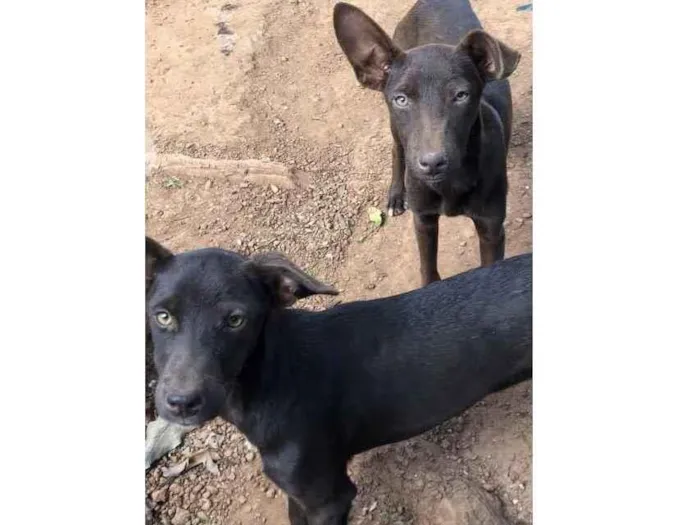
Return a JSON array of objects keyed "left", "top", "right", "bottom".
[{"left": 368, "top": 207, "right": 384, "bottom": 227}]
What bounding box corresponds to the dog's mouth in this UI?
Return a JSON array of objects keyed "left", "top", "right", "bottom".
[
  {"left": 426, "top": 173, "right": 446, "bottom": 182},
  {"left": 156, "top": 403, "right": 219, "bottom": 427},
  {"left": 420, "top": 173, "right": 448, "bottom": 187},
  {"left": 164, "top": 413, "right": 210, "bottom": 427}
]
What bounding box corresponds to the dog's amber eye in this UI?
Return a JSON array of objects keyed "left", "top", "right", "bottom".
[
  {"left": 392, "top": 94, "right": 408, "bottom": 108},
  {"left": 455, "top": 91, "right": 469, "bottom": 102},
  {"left": 227, "top": 313, "right": 246, "bottom": 329},
  {"left": 154, "top": 311, "right": 173, "bottom": 327}
]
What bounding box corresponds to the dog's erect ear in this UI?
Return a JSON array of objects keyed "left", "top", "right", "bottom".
[
  {"left": 457, "top": 30, "right": 520, "bottom": 82},
  {"left": 146, "top": 236, "right": 173, "bottom": 292},
  {"left": 333, "top": 2, "right": 404, "bottom": 91},
  {"left": 246, "top": 252, "right": 339, "bottom": 307}
]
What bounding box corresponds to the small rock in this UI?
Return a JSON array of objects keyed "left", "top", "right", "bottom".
[
  {"left": 238, "top": 496, "right": 247, "bottom": 505},
  {"left": 243, "top": 504, "right": 253, "bottom": 513},
  {"left": 365, "top": 283, "right": 376, "bottom": 290},
  {"left": 171, "top": 508, "right": 190, "bottom": 525},
  {"left": 204, "top": 180, "right": 213, "bottom": 190},
  {"left": 270, "top": 184, "right": 279, "bottom": 194},
  {"left": 369, "top": 501, "right": 378, "bottom": 512},
  {"left": 169, "top": 484, "right": 183, "bottom": 496},
  {"left": 459, "top": 241, "right": 467, "bottom": 247},
  {"left": 522, "top": 212, "right": 532, "bottom": 219},
  {"left": 245, "top": 452, "right": 255, "bottom": 462},
  {"left": 151, "top": 487, "right": 168, "bottom": 503},
  {"left": 201, "top": 499, "right": 211, "bottom": 511},
  {"left": 266, "top": 488, "right": 276, "bottom": 498}
]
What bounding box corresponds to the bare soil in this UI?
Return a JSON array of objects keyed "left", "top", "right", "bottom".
[{"left": 146, "top": 1, "right": 532, "bottom": 524}]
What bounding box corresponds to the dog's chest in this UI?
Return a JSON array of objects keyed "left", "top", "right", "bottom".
[
  {"left": 440, "top": 192, "right": 473, "bottom": 217},
  {"left": 408, "top": 176, "right": 479, "bottom": 217}
]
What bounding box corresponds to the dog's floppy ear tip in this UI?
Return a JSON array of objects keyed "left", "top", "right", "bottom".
[
  {"left": 319, "top": 285, "right": 340, "bottom": 297},
  {"left": 460, "top": 29, "right": 519, "bottom": 81},
  {"left": 146, "top": 236, "right": 173, "bottom": 264},
  {"left": 146, "top": 236, "right": 173, "bottom": 291},
  {"left": 247, "top": 252, "right": 339, "bottom": 303},
  {"left": 511, "top": 50, "right": 522, "bottom": 68}
]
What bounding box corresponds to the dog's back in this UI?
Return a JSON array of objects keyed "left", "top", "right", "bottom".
[{"left": 262, "top": 254, "right": 532, "bottom": 454}]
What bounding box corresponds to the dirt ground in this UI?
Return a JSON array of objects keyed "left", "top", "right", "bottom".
[{"left": 145, "top": 1, "right": 532, "bottom": 524}]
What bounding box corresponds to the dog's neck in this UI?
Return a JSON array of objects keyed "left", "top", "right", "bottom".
[
  {"left": 221, "top": 308, "right": 309, "bottom": 449},
  {"left": 458, "top": 106, "right": 484, "bottom": 181}
]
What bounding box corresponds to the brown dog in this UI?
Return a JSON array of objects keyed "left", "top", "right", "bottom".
[{"left": 334, "top": 1, "right": 520, "bottom": 285}]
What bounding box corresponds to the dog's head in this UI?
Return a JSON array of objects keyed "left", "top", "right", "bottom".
[
  {"left": 333, "top": 2, "right": 520, "bottom": 188},
  {"left": 145, "top": 237, "right": 338, "bottom": 426}
]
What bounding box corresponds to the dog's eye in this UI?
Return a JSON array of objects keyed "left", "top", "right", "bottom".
[
  {"left": 154, "top": 311, "right": 173, "bottom": 328},
  {"left": 454, "top": 91, "right": 469, "bottom": 102},
  {"left": 455, "top": 91, "right": 469, "bottom": 102},
  {"left": 392, "top": 94, "right": 409, "bottom": 108},
  {"left": 227, "top": 313, "right": 246, "bottom": 329}
]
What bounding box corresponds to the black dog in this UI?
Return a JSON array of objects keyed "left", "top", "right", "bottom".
[
  {"left": 333, "top": 1, "right": 521, "bottom": 286},
  {"left": 146, "top": 237, "right": 532, "bottom": 525}
]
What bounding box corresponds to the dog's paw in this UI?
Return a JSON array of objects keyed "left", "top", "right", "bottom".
[{"left": 387, "top": 192, "right": 408, "bottom": 217}]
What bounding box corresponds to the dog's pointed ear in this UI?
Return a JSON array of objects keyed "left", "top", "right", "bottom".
[
  {"left": 457, "top": 29, "right": 520, "bottom": 82},
  {"left": 333, "top": 2, "right": 404, "bottom": 90},
  {"left": 245, "top": 252, "right": 339, "bottom": 307},
  {"left": 146, "top": 236, "right": 173, "bottom": 292}
]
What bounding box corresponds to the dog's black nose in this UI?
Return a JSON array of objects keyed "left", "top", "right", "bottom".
[
  {"left": 166, "top": 391, "right": 204, "bottom": 417},
  {"left": 418, "top": 151, "right": 447, "bottom": 174}
]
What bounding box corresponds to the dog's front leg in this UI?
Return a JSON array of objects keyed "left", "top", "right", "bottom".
[
  {"left": 413, "top": 212, "right": 441, "bottom": 286},
  {"left": 303, "top": 476, "right": 356, "bottom": 525},
  {"left": 288, "top": 497, "right": 309, "bottom": 525},
  {"left": 263, "top": 448, "right": 355, "bottom": 525},
  {"left": 281, "top": 477, "right": 355, "bottom": 525},
  {"left": 387, "top": 135, "right": 407, "bottom": 216},
  {"left": 473, "top": 215, "right": 505, "bottom": 266}
]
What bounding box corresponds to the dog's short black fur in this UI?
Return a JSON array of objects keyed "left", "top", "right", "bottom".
[
  {"left": 146, "top": 236, "right": 532, "bottom": 525},
  {"left": 333, "top": 1, "right": 521, "bottom": 286}
]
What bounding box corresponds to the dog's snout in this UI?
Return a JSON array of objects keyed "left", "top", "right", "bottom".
[
  {"left": 418, "top": 151, "right": 447, "bottom": 174},
  {"left": 165, "top": 391, "right": 204, "bottom": 417}
]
